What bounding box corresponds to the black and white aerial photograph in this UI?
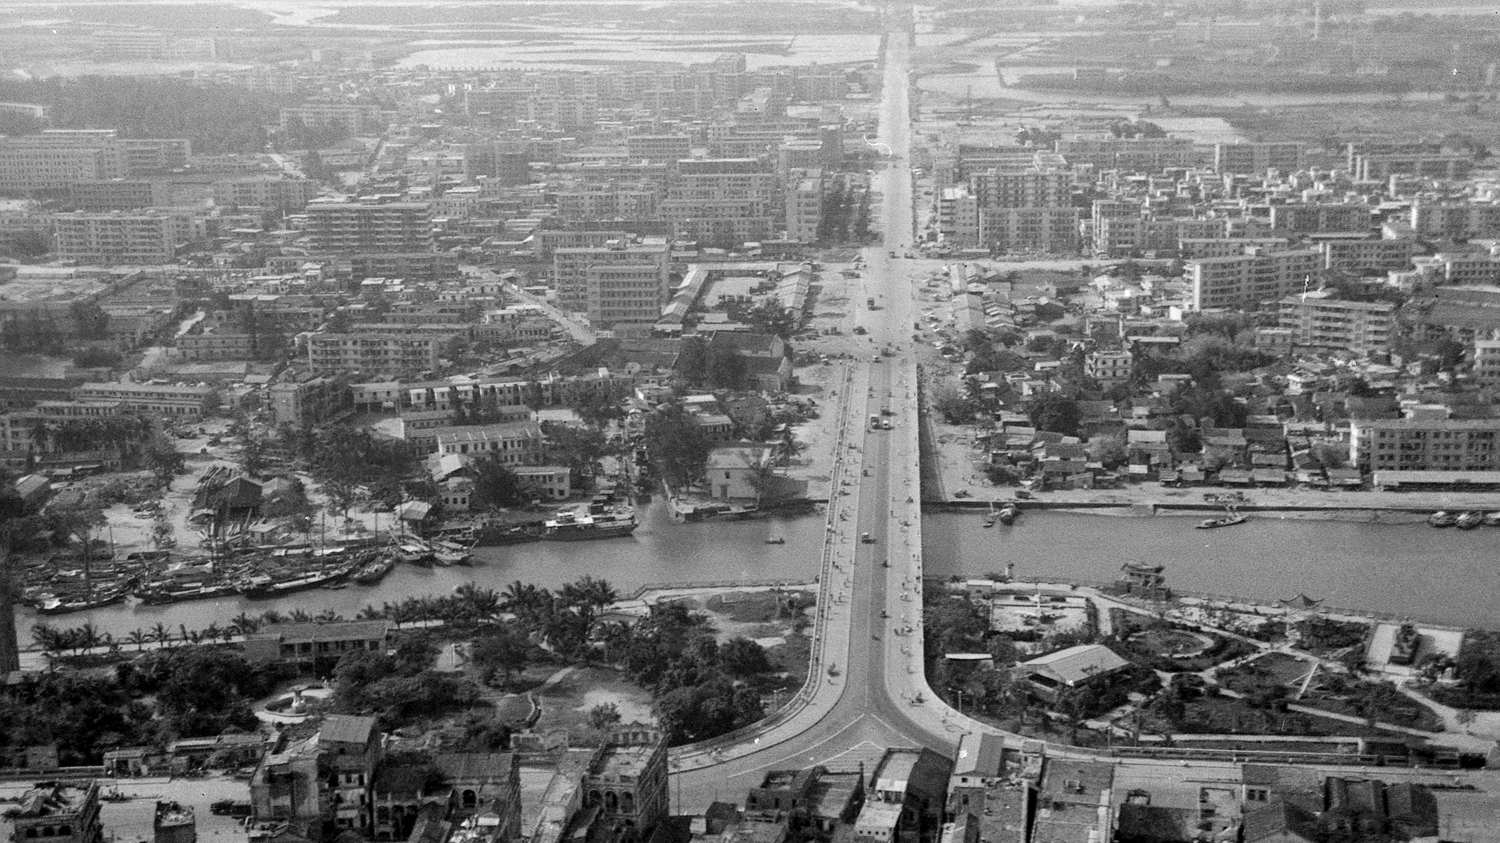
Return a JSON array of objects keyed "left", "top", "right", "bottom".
[{"left": 0, "top": 0, "right": 1498, "bottom": 839}]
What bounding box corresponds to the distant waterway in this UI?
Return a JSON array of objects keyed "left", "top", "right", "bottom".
[
  {"left": 14, "top": 500, "right": 824, "bottom": 641},
  {"left": 922, "top": 510, "right": 1500, "bottom": 629}
]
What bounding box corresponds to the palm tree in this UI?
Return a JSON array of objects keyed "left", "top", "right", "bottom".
[
  {"left": 31, "top": 623, "right": 62, "bottom": 659},
  {"left": 314, "top": 609, "right": 343, "bottom": 623},
  {"left": 455, "top": 582, "right": 501, "bottom": 620},
  {"left": 231, "top": 612, "right": 260, "bottom": 635},
  {"left": 502, "top": 580, "right": 550, "bottom": 629},
  {"left": 202, "top": 623, "right": 222, "bottom": 643},
  {"left": 288, "top": 609, "right": 313, "bottom": 623},
  {"left": 356, "top": 605, "right": 385, "bottom": 621},
  {"left": 76, "top": 622, "right": 100, "bottom": 654},
  {"left": 575, "top": 576, "right": 617, "bottom": 615},
  {"left": 259, "top": 610, "right": 286, "bottom": 626},
  {"left": 126, "top": 628, "right": 148, "bottom": 651},
  {"left": 178, "top": 623, "right": 191, "bottom": 646},
  {"left": 149, "top": 621, "right": 171, "bottom": 646}
]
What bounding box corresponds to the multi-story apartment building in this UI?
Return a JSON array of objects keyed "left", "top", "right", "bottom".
[
  {"left": 1353, "top": 151, "right": 1471, "bottom": 182},
  {"left": 1055, "top": 136, "right": 1199, "bottom": 172},
  {"left": 279, "top": 102, "right": 384, "bottom": 134},
  {"left": 1473, "top": 339, "right": 1500, "bottom": 389},
  {"left": 303, "top": 200, "right": 433, "bottom": 254},
  {"left": 936, "top": 186, "right": 982, "bottom": 246},
  {"left": 1268, "top": 203, "right": 1371, "bottom": 234},
  {"left": 268, "top": 373, "right": 351, "bottom": 430},
  {"left": 1350, "top": 418, "right": 1500, "bottom": 473},
  {"left": 1212, "top": 141, "right": 1303, "bottom": 175},
  {"left": 433, "top": 421, "right": 544, "bottom": 463},
  {"left": 116, "top": 138, "right": 191, "bottom": 173},
  {"left": 1318, "top": 236, "right": 1416, "bottom": 272},
  {"left": 1085, "top": 349, "right": 1134, "bottom": 386},
  {"left": 305, "top": 331, "right": 445, "bottom": 376},
  {"left": 74, "top": 382, "right": 216, "bottom": 417},
  {"left": 553, "top": 240, "right": 671, "bottom": 325},
  {"left": 212, "top": 177, "right": 317, "bottom": 214},
  {"left": 1090, "top": 201, "right": 1229, "bottom": 257},
  {"left": 177, "top": 327, "right": 259, "bottom": 361},
  {"left": 1408, "top": 252, "right": 1500, "bottom": 286},
  {"left": 555, "top": 183, "right": 660, "bottom": 221},
  {"left": 67, "top": 179, "right": 171, "bottom": 211},
  {"left": 1178, "top": 237, "right": 1289, "bottom": 260},
  {"left": 661, "top": 158, "right": 779, "bottom": 246},
  {"left": 968, "top": 168, "right": 1078, "bottom": 254},
  {"left": 625, "top": 134, "right": 691, "bottom": 163},
  {"left": 51, "top": 210, "right": 194, "bottom": 264},
  {"left": 785, "top": 176, "right": 824, "bottom": 243},
  {"left": 0, "top": 131, "right": 120, "bottom": 191},
  {"left": 1276, "top": 292, "right": 1395, "bottom": 356},
  {"left": 1410, "top": 200, "right": 1500, "bottom": 240},
  {"left": 1188, "top": 248, "right": 1322, "bottom": 311}
]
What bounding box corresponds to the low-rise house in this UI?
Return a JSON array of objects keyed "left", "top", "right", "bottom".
[
  {"left": 704, "top": 444, "right": 776, "bottom": 501},
  {"left": 513, "top": 466, "right": 571, "bottom": 501},
  {"left": 242, "top": 620, "right": 393, "bottom": 668},
  {"left": 1014, "top": 644, "right": 1131, "bottom": 705}
]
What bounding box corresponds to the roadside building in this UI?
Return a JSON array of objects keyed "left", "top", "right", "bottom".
[
  {"left": 6, "top": 782, "right": 105, "bottom": 843},
  {"left": 1349, "top": 418, "right": 1500, "bottom": 473},
  {"left": 241, "top": 620, "right": 393, "bottom": 668}
]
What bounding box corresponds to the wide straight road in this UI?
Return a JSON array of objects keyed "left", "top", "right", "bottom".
[{"left": 667, "top": 2, "right": 963, "bottom": 812}]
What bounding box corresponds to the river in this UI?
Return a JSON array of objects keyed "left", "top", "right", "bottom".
[
  {"left": 16, "top": 507, "right": 1498, "bottom": 641},
  {"left": 14, "top": 500, "right": 825, "bottom": 641},
  {"left": 922, "top": 510, "right": 1500, "bottom": 629}
]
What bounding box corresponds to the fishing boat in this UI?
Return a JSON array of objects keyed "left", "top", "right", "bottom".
[
  {"left": 352, "top": 554, "right": 397, "bottom": 585},
  {"left": 997, "top": 502, "right": 1019, "bottom": 526},
  {"left": 1456, "top": 511, "right": 1484, "bottom": 530},
  {"left": 982, "top": 504, "right": 997, "bottom": 528},
  {"left": 431, "top": 539, "right": 473, "bottom": 566},
  {"left": 393, "top": 542, "right": 434, "bottom": 565},
  {"left": 36, "top": 583, "right": 130, "bottom": 614},
  {"left": 238, "top": 565, "right": 347, "bottom": 598},
  {"left": 136, "top": 580, "right": 239, "bottom": 604},
  {"left": 1484, "top": 511, "right": 1500, "bottom": 527},
  {"left": 765, "top": 536, "right": 786, "bottom": 544},
  {"left": 1197, "top": 511, "right": 1248, "bottom": 530},
  {"left": 1427, "top": 511, "right": 1458, "bottom": 528}
]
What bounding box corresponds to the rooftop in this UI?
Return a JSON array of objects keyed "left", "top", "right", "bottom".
[
  {"left": 253, "top": 620, "right": 393, "bottom": 643},
  {"left": 321, "top": 714, "right": 377, "bottom": 746},
  {"left": 590, "top": 744, "right": 654, "bottom": 778},
  {"left": 1019, "top": 644, "right": 1131, "bottom": 686}
]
